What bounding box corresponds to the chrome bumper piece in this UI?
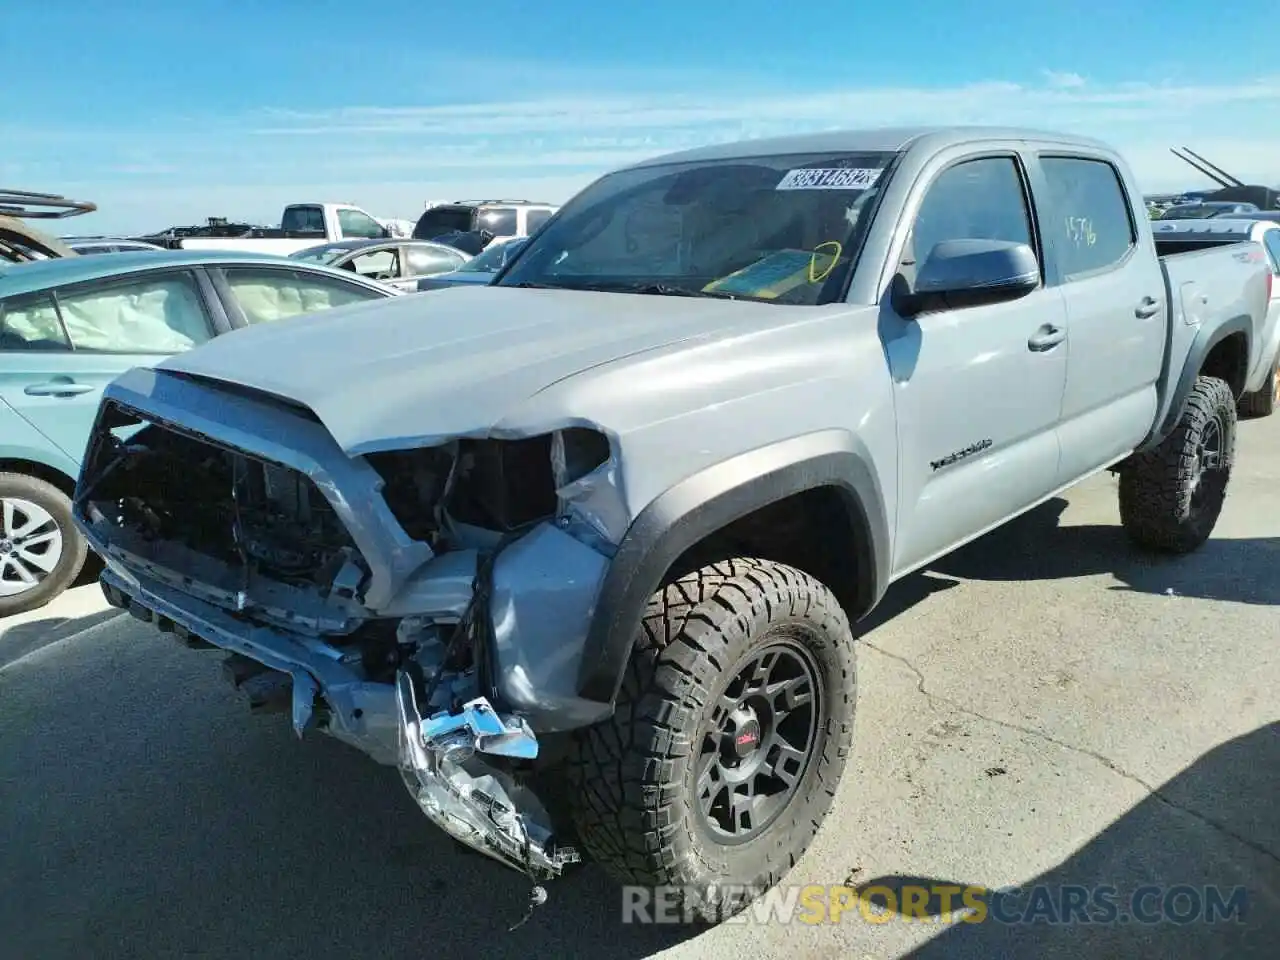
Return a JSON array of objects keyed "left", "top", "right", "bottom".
[{"left": 395, "top": 672, "right": 580, "bottom": 880}]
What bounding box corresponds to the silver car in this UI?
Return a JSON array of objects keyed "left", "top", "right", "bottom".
[{"left": 291, "top": 238, "right": 472, "bottom": 292}]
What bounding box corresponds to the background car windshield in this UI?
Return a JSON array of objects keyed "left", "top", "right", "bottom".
[
  {"left": 498, "top": 150, "right": 896, "bottom": 304},
  {"left": 462, "top": 238, "right": 527, "bottom": 272}
]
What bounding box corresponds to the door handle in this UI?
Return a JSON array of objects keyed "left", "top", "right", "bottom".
[
  {"left": 1135, "top": 296, "right": 1161, "bottom": 319},
  {"left": 23, "top": 381, "right": 95, "bottom": 397},
  {"left": 1027, "top": 324, "right": 1066, "bottom": 352}
]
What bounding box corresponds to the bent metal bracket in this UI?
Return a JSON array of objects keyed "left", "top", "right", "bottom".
[{"left": 0, "top": 187, "right": 97, "bottom": 263}]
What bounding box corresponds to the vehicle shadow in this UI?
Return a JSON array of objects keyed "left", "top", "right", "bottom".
[
  {"left": 928, "top": 497, "right": 1279, "bottom": 606},
  {"left": 851, "top": 721, "right": 1280, "bottom": 958},
  {"left": 0, "top": 608, "right": 122, "bottom": 671},
  {"left": 0, "top": 627, "right": 701, "bottom": 960}
]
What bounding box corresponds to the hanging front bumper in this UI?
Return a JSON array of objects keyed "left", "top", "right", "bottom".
[{"left": 395, "top": 672, "right": 580, "bottom": 880}]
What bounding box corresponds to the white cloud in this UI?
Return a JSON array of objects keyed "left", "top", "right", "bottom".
[
  {"left": 20, "top": 73, "right": 1280, "bottom": 234},
  {"left": 1042, "top": 70, "right": 1087, "bottom": 90}
]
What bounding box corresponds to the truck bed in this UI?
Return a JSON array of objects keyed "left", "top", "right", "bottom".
[
  {"left": 1149, "top": 238, "right": 1272, "bottom": 435},
  {"left": 169, "top": 236, "right": 325, "bottom": 256}
]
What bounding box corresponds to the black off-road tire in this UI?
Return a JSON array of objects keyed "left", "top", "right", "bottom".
[
  {"left": 1237, "top": 351, "right": 1278, "bottom": 418},
  {"left": 0, "top": 472, "right": 88, "bottom": 617},
  {"left": 1118, "top": 375, "right": 1236, "bottom": 554},
  {"left": 563, "top": 558, "right": 857, "bottom": 923}
]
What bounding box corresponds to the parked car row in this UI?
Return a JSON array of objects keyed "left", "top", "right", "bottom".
[
  {"left": 130, "top": 198, "right": 560, "bottom": 258},
  {"left": 1153, "top": 199, "right": 1262, "bottom": 219},
  {"left": 0, "top": 217, "right": 551, "bottom": 615},
  {"left": 0, "top": 248, "right": 400, "bottom": 615}
]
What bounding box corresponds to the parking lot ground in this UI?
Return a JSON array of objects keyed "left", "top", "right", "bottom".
[{"left": 2, "top": 414, "right": 1278, "bottom": 960}]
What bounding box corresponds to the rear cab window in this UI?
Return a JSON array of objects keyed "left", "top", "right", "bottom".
[
  {"left": 282, "top": 205, "right": 326, "bottom": 234},
  {"left": 1038, "top": 157, "right": 1137, "bottom": 280}
]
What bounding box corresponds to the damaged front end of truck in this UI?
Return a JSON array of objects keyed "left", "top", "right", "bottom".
[{"left": 72, "top": 365, "right": 634, "bottom": 886}]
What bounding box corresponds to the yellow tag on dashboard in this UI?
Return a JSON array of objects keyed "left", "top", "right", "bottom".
[{"left": 703, "top": 248, "right": 840, "bottom": 299}]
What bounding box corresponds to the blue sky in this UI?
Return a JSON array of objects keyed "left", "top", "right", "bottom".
[{"left": 5, "top": 0, "right": 1279, "bottom": 234}]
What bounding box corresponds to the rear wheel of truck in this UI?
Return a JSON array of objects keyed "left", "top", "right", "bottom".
[
  {"left": 1118, "top": 375, "right": 1236, "bottom": 554},
  {"left": 0, "top": 472, "right": 88, "bottom": 617},
  {"left": 564, "top": 558, "right": 856, "bottom": 923},
  {"left": 1237, "top": 350, "right": 1278, "bottom": 419}
]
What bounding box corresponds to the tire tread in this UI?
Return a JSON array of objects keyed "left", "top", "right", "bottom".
[{"left": 563, "top": 557, "right": 856, "bottom": 920}]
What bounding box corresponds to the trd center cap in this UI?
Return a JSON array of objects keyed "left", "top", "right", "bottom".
[{"left": 729, "top": 710, "right": 763, "bottom": 759}]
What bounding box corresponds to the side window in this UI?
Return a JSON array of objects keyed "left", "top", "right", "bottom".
[
  {"left": 1263, "top": 229, "right": 1280, "bottom": 273},
  {"left": 0, "top": 293, "right": 71, "bottom": 351},
  {"left": 347, "top": 248, "right": 400, "bottom": 280},
  {"left": 222, "top": 268, "right": 387, "bottom": 325},
  {"left": 1039, "top": 157, "right": 1137, "bottom": 279},
  {"left": 56, "top": 272, "right": 214, "bottom": 353},
  {"left": 406, "top": 245, "right": 466, "bottom": 275},
  {"left": 910, "top": 157, "right": 1033, "bottom": 264},
  {"left": 478, "top": 207, "right": 518, "bottom": 237},
  {"left": 525, "top": 209, "right": 554, "bottom": 233},
  {"left": 337, "top": 208, "right": 385, "bottom": 239}
]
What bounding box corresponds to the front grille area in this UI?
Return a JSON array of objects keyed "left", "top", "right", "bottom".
[{"left": 81, "top": 405, "right": 360, "bottom": 593}]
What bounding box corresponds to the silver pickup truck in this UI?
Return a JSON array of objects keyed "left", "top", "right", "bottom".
[{"left": 72, "top": 126, "right": 1271, "bottom": 923}]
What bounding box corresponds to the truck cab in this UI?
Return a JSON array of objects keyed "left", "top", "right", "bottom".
[
  {"left": 162, "top": 203, "right": 397, "bottom": 256},
  {"left": 279, "top": 203, "right": 389, "bottom": 241}
]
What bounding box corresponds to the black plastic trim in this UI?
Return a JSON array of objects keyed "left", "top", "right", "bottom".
[
  {"left": 575, "top": 429, "right": 890, "bottom": 705},
  {"left": 1148, "top": 314, "right": 1253, "bottom": 447}
]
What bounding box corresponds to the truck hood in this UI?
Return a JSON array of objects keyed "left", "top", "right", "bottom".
[{"left": 158, "top": 284, "right": 783, "bottom": 456}]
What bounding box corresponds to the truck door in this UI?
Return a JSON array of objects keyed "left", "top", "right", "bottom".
[
  {"left": 887, "top": 153, "right": 1069, "bottom": 573},
  {"left": 1034, "top": 155, "right": 1167, "bottom": 483}
]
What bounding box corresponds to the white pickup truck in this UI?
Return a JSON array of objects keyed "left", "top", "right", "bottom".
[{"left": 140, "top": 202, "right": 411, "bottom": 257}]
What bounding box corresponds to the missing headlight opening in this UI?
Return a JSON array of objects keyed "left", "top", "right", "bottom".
[{"left": 366, "top": 426, "right": 613, "bottom": 544}]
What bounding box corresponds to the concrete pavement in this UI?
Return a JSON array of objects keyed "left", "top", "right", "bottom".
[{"left": 2, "top": 414, "right": 1278, "bottom": 959}]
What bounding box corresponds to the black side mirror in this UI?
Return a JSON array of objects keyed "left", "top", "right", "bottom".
[{"left": 893, "top": 238, "right": 1040, "bottom": 318}]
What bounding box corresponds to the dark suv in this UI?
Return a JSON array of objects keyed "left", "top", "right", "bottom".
[{"left": 410, "top": 200, "right": 557, "bottom": 244}]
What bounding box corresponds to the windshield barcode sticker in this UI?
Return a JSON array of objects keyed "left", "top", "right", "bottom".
[{"left": 776, "top": 167, "right": 882, "bottom": 191}]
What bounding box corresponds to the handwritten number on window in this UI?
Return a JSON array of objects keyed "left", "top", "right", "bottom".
[{"left": 1064, "top": 216, "right": 1096, "bottom": 247}]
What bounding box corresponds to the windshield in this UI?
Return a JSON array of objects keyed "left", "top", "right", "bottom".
[
  {"left": 291, "top": 244, "right": 349, "bottom": 263},
  {"left": 462, "top": 238, "right": 528, "bottom": 272},
  {"left": 497, "top": 150, "right": 896, "bottom": 304}
]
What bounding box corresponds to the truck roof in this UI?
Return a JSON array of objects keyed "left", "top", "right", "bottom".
[
  {"left": 284, "top": 201, "right": 365, "bottom": 209},
  {"left": 625, "top": 125, "right": 1118, "bottom": 169}
]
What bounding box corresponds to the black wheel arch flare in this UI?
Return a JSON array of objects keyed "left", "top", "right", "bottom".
[{"left": 574, "top": 428, "right": 892, "bottom": 706}]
